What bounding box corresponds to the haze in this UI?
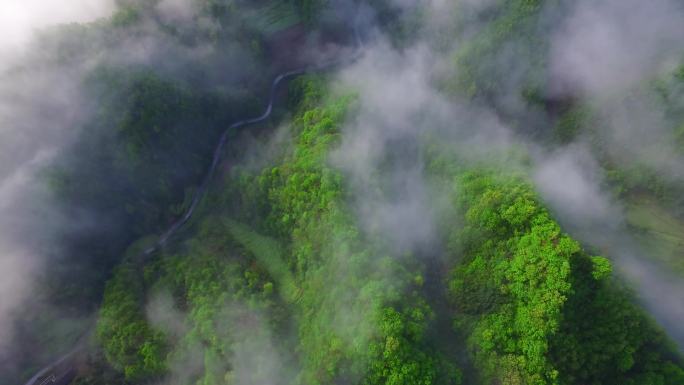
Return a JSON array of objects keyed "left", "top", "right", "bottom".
[{"left": 0, "top": 0, "right": 114, "bottom": 58}]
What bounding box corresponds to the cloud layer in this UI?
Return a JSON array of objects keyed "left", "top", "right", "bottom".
[{"left": 0, "top": 0, "right": 115, "bottom": 64}]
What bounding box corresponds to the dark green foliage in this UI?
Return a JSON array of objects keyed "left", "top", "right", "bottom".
[
  {"left": 71, "top": 349, "right": 128, "bottom": 385},
  {"left": 550, "top": 256, "right": 683, "bottom": 385},
  {"left": 450, "top": 0, "right": 547, "bottom": 102},
  {"left": 295, "top": 0, "right": 325, "bottom": 23},
  {"left": 53, "top": 68, "right": 231, "bottom": 242},
  {"left": 553, "top": 105, "right": 591, "bottom": 144},
  {"left": 111, "top": 5, "right": 140, "bottom": 27},
  {"left": 35, "top": 0, "right": 278, "bottom": 312},
  {"left": 604, "top": 164, "right": 668, "bottom": 201},
  {"left": 40, "top": 69, "right": 236, "bottom": 317}
]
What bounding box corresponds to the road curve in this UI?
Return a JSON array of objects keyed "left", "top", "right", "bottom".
[
  {"left": 21, "top": 348, "right": 78, "bottom": 385},
  {"left": 22, "top": 18, "right": 364, "bottom": 385},
  {"left": 152, "top": 30, "right": 364, "bottom": 251}
]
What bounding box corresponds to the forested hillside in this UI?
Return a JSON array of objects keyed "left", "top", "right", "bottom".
[{"left": 2, "top": 0, "right": 684, "bottom": 385}]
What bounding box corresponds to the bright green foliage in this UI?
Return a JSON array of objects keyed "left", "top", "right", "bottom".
[
  {"left": 57, "top": 0, "right": 684, "bottom": 383},
  {"left": 446, "top": 171, "right": 684, "bottom": 384},
  {"left": 449, "top": 172, "right": 576, "bottom": 384},
  {"left": 228, "top": 76, "right": 456, "bottom": 385},
  {"left": 158, "top": 218, "right": 289, "bottom": 385},
  {"left": 223, "top": 218, "right": 297, "bottom": 301},
  {"left": 97, "top": 262, "right": 168, "bottom": 381},
  {"left": 93, "top": 69, "right": 684, "bottom": 385},
  {"left": 590, "top": 256, "right": 612, "bottom": 280},
  {"left": 97, "top": 76, "right": 457, "bottom": 385},
  {"left": 98, "top": 215, "right": 290, "bottom": 384},
  {"left": 366, "top": 303, "right": 445, "bottom": 385}
]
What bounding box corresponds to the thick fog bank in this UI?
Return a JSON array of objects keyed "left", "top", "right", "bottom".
[{"left": 0, "top": 1, "right": 117, "bottom": 362}]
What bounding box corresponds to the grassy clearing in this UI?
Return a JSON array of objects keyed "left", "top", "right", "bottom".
[
  {"left": 223, "top": 218, "right": 299, "bottom": 302},
  {"left": 243, "top": 1, "right": 301, "bottom": 36},
  {"left": 626, "top": 196, "right": 684, "bottom": 275}
]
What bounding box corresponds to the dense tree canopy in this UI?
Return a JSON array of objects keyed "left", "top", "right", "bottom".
[
  {"left": 444, "top": 171, "right": 684, "bottom": 385},
  {"left": 11, "top": 1, "right": 684, "bottom": 384}
]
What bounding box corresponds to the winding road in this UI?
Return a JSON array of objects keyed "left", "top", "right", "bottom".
[
  {"left": 21, "top": 349, "right": 78, "bottom": 385},
  {"left": 22, "top": 17, "right": 364, "bottom": 385},
  {"left": 151, "top": 18, "right": 363, "bottom": 252}
]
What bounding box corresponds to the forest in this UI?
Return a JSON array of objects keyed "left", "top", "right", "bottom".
[{"left": 1, "top": 0, "right": 684, "bottom": 385}]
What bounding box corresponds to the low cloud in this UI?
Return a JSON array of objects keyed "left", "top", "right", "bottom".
[
  {"left": 549, "top": 0, "right": 684, "bottom": 98},
  {"left": 153, "top": 302, "right": 293, "bottom": 385},
  {"left": 0, "top": 0, "right": 115, "bottom": 65},
  {"left": 0, "top": 0, "right": 253, "bottom": 375},
  {"left": 156, "top": 0, "right": 198, "bottom": 23},
  {"left": 533, "top": 145, "right": 623, "bottom": 229},
  {"left": 332, "top": 43, "right": 451, "bottom": 253},
  {"left": 0, "top": 59, "right": 96, "bottom": 358},
  {"left": 533, "top": 144, "right": 684, "bottom": 349}
]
